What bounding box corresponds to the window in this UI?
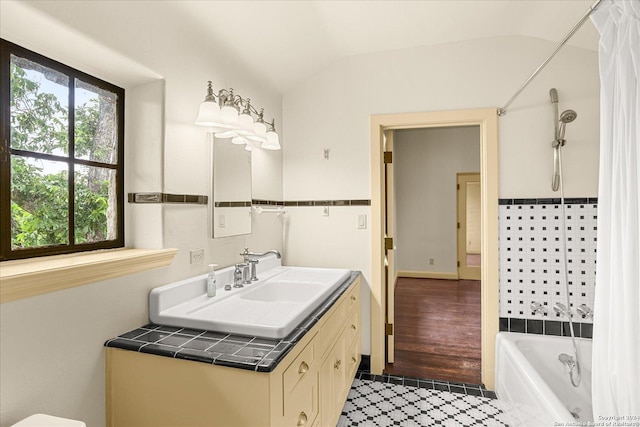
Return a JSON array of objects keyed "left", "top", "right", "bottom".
[{"left": 1, "top": 39, "right": 124, "bottom": 261}]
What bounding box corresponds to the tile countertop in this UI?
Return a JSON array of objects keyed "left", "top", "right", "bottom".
[{"left": 105, "top": 271, "right": 361, "bottom": 373}]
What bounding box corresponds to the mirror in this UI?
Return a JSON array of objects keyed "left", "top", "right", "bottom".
[{"left": 210, "top": 134, "right": 252, "bottom": 238}]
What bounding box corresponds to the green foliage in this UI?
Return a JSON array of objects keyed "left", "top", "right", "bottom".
[{"left": 9, "top": 60, "right": 114, "bottom": 250}]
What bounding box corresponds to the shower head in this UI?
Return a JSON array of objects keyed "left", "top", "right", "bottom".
[
  {"left": 557, "top": 110, "right": 577, "bottom": 141},
  {"left": 560, "top": 109, "right": 577, "bottom": 123}
]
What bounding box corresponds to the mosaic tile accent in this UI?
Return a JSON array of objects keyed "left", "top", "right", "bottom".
[
  {"left": 105, "top": 272, "right": 360, "bottom": 372},
  {"left": 499, "top": 198, "right": 597, "bottom": 327},
  {"left": 338, "top": 378, "right": 508, "bottom": 427}
]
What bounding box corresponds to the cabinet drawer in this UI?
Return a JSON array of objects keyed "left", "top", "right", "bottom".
[
  {"left": 318, "top": 300, "right": 345, "bottom": 354},
  {"left": 345, "top": 308, "right": 360, "bottom": 347},
  {"left": 283, "top": 371, "right": 318, "bottom": 427},
  {"left": 283, "top": 338, "right": 316, "bottom": 397},
  {"left": 346, "top": 280, "right": 360, "bottom": 314}
]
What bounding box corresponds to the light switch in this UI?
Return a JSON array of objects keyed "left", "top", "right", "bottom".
[
  {"left": 322, "top": 206, "right": 330, "bottom": 217},
  {"left": 219, "top": 214, "right": 226, "bottom": 228},
  {"left": 358, "top": 214, "right": 367, "bottom": 229}
]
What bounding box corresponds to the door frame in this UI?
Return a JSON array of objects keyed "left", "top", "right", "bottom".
[
  {"left": 457, "top": 172, "right": 482, "bottom": 281},
  {"left": 370, "top": 108, "right": 499, "bottom": 389}
]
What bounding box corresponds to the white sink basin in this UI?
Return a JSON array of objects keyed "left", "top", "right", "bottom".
[{"left": 149, "top": 263, "right": 351, "bottom": 339}]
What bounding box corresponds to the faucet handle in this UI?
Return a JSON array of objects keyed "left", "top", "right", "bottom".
[
  {"left": 530, "top": 301, "right": 547, "bottom": 315},
  {"left": 576, "top": 304, "right": 594, "bottom": 319}
]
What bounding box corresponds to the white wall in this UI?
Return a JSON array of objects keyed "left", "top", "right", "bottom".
[
  {"left": 0, "top": 2, "right": 283, "bottom": 426},
  {"left": 282, "top": 35, "right": 600, "bottom": 355},
  {"left": 394, "top": 126, "right": 480, "bottom": 273}
]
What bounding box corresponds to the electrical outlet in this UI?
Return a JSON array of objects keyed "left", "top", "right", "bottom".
[
  {"left": 429, "top": 258, "right": 434, "bottom": 265},
  {"left": 190, "top": 249, "right": 205, "bottom": 264}
]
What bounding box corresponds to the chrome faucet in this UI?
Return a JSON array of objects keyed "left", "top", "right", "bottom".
[
  {"left": 239, "top": 248, "right": 282, "bottom": 282},
  {"left": 233, "top": 263, "right": 248, "bottom": 288},
  {"left": 248, "top": 259, "right": 259, "bottom": 282},
  {"left": 246, "top": 249, "right": 282, "bottom": 259},
  {"left": 530, "top": 301, "right": 547, "bottom": 316},
  {"left": 553, "top": 302, "right": 569, "bottom": 317},
  {"left": 576, "top": 304, "right": 593, "bottom": 319}
]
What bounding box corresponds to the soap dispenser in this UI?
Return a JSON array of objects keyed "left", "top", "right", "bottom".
[{"left": 207, "top": 264, "right": 218, "bottom": 297}]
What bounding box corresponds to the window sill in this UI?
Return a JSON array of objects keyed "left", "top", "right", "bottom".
[{"left": 0, "top": 248, "right": 177, "bottom": 303}]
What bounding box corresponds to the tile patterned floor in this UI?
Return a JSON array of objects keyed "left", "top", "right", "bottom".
[{"left": 338, "top": 375, "right": 510, "bottom": 427}]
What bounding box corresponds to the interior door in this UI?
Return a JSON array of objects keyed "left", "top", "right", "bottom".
[
  {"left": 384, "top": 130, "right": 396, "bottom": 364},
  {"left": 457, "top": 173, "right": 481, "bottom": 280}
]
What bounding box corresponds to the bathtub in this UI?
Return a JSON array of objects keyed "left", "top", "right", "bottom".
[{"left": 495, "top": 332, "right": 593, "bottom": 426}]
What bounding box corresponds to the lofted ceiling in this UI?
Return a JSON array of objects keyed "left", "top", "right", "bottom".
[{"left": 173, "top": 0, "right": 600, "bottom": 92}]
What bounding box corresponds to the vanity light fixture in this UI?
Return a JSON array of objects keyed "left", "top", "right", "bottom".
[{"left": 195, "top": 81, "right": 280, "bottom": 150}]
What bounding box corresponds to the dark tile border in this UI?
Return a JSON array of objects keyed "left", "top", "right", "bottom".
[
  {"left": 214, "top": 201, "right": 252, "bottom": 207},
  {"left": 265, "top": 199, "right": 372, "bottom": 207},
  {"left": 128, "top": 192, "right": 208, "bottom": 205},
  {"left": 105, "top": 271, "right": 361, "bottom": 373},
  {"left": 499, "top": 197, "right": 597, "bottom": 206},
  {"left": 355, "top": 370, "right": 496, "bottom": 399},
  {"left": 499, "top": 317, "right": 593, "bottom": 338}
]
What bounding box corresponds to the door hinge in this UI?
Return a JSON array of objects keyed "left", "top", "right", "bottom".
[
  {"left": 457, "top": 184, "right": 460, "bottom": 190},
  {"left": 457, "top": 222, "right": 460, "bottom": 229},
  {"left": 384, "top": 237, "right": 394, "bottom": 250},
  {"left": 385, "top": 323, "right": 394, "bottom": 336},
  {"left": 383, "top": 151, "right": 392, "bottom": 164},
  {"left": 457, "top": 261, "right": 460, "bottom": 267}
]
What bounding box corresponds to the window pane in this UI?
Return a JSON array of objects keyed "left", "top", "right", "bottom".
[
  {"left": 75, "top": 80, "right": 118, "bottom": 164},
  {"left": 74, "top": 165, "right": 117, "bottom": 244},
  {"left": 10, "top": 55, "right": 69, "bottom": 155},
  {"left": 11, "top": 155, "right": 69, "bottom": 249}
]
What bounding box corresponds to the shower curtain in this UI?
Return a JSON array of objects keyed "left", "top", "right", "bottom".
[{"left": 591, "top": 0, "right": 640, "bottom": 418}]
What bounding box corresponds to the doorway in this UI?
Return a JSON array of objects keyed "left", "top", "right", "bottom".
[
  {"left": 385, "top": 127, "right": 481, "bottom": 383},
  {"left": 369, "top": 108, "right": 499, "bottom": 390}
]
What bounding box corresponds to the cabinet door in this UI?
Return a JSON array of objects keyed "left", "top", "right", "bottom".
[
  {"left": 319, "top": 334, "right": 346, "bottom": 427},
  {"left": 331, "top": 333, "right": 347, "bottom": 415}
]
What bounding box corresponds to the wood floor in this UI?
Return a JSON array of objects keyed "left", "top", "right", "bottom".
[{"left": 384, "top": 277, "right": 482, "bottom": 384}]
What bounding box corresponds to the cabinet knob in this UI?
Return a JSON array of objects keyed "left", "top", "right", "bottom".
[
  {"left": 297, "top": 411, "right": 308, "bottom": 426},
  {"left": 298, "top": 361, "right": 309, "bottom": 375},
  {"left": 350, "top": 324, "right": 356, "bottom": 330},
  {"left": 350, "top": 295, "right": 356, "bottom": 301},
  {"left": 351, "top": 356, "right": 357, "bottom": 364},
  {"left": 334, "top": 359, "right": 342, "bottom": 370}
]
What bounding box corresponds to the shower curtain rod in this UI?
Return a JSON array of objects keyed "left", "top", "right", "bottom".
[{"left": 497, "top": 0, "right": 603, "bottom": 116}]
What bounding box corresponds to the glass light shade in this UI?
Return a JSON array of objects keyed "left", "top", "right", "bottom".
[
  {"left": 253, "top": 121, "right": 267, "bottom": 137},
  {"left": 237, "top": 113, "right": 254, "bottom": 135},
  {"left": 195, "top": 101, "right": 222, "bottom": 127},
  {"left": 231, "top": 135, "right": 248, "bottom": 145},
  {"left": 221, "top": 105, "right": 239, "bottom": 127},
  {"left": 262, "top": 131, "right": 281, "bottom": 150}
]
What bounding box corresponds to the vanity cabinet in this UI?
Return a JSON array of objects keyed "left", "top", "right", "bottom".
[{"left": 106, "top": 276, "right": 360, "bottom": 427}]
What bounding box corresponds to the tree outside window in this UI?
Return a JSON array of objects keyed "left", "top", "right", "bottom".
[{"left": 1, "top": 40, "right": 124, "bottom": 260}]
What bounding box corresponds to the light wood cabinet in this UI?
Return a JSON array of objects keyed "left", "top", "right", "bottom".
[{"left": 106, "top": 276, "right": 360, "bottom": 427}]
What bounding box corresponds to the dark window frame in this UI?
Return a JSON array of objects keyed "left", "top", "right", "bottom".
[{"left": 0, "top": 39, "right": 125, "bottom": 261}]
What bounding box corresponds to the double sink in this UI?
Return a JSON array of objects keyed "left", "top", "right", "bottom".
[{"left": 150, "top": 258, "right": 351, "bottom": 339}]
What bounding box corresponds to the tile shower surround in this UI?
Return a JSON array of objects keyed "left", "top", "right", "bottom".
[{"left": 499, "top": 198, "right": 597, "bottom": 337}]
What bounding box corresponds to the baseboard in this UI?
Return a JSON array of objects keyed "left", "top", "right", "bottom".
[{"left": 397, "top": 270, "right": 459, "bottom": 280}]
